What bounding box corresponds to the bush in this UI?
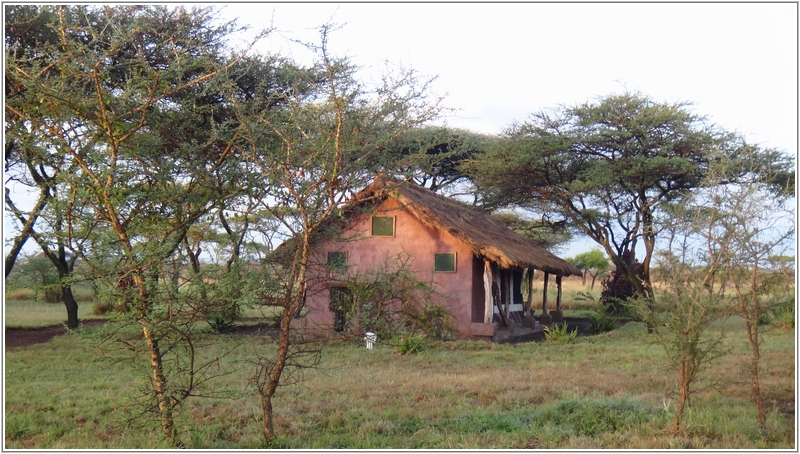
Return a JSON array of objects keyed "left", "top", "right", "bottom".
[
  {"left": 93, "top": 301, "right": 114, "bottom": 315},
  {"left": 206, "top": 302, "right": 242, "bottom": 333},
  {"left": 587, "top": 310, "right": 618, "bottom": 335},
  {"left": 543, "top": 323, "right": 578, "bottom": 343},
  {"left": 5, "top": 288, "right": 30, "bottom": 301},
  {"left": 770, "top": 305, "right": 795, "bottom": 330},
  {"left": 575, "top": 291, "right": 618, "bottom": 335},
  {"left": 599, "top": 250, "right": 643, "bottom": 315},
  {"left": 401, "top": 301, "right": 456, "bottom": 341},
  {"left": 392, "top": 331, "right": 427, "bottom": 355}
]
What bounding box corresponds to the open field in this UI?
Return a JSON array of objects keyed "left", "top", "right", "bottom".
[
  {"left": 4, "top": 300, "right": 106, "bottom": 329},
  {"left": 4, "top": 304, "right": 795, "bottom": 449}
]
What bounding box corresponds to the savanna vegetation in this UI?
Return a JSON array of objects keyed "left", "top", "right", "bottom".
[
  {"left": 4, "top": 4, "right": 795, "bottom": 450},
  {"left": 5, "top": 299, "right": 795, "bottom": 449}
]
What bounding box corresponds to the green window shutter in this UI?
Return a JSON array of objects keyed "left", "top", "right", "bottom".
[
  {"left": 371, "top": 216, "right": 394, "bottom": 236},
  {"left": 434, "top": 253, "right": 457, "bottom": 272},
  {"left": 327, "top": 252, "right": 347, "bottom": 270}
]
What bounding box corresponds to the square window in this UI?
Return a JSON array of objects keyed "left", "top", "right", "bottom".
[
  {"left": 327, "top": 251, "right": 347, "bottom": 270},
  {"left": 434, "top": 253, "right": 457, "bottom": 272},
  {"left": 371, "top": 216, "right": 394, "bottom": 236}
]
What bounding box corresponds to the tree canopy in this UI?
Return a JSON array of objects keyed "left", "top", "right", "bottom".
[{"left": 466, "top": 91, "right": 794, "bottom": 301}]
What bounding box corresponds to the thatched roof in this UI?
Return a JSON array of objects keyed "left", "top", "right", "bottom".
[{"left": 350, "top": 175, "right": 582, "bottom": 277}]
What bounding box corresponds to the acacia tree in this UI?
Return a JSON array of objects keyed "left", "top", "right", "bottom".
[
  {"left": 635, "top": 207, "right": 731, "bottom": 434},
  {"left": 384, "top": 126, "right": 493, "bottom": 196},
  {"left": 467, "top": 92, "right": 794, "bottom": 307},
  {"left": 5, "top": 5, "right": 271, "bottom": 445},
  {"left": 568, "top": 249, "right": 609, "bottom": 289},
  {"left": 635, "top": 147, "right": 794, "bottom": 434},
  {"left": 234, "top": 24, "right": 446, "bottom": 444},
  {"left": 4, "top": 5, "right": 60, "bottom": 277},
  {"left": 5, "top": 5, "right": 90, "bottom": 326},
  {"left": 699, "top": 151, "right": 795, "bottom": 428}
]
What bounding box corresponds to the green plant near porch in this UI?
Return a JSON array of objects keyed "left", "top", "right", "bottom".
[{"left": 542, "top": 323, "right": 578, "bottom": 343}]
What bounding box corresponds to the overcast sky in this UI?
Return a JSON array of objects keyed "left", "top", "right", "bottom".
[{"left": 217, "top": 2, "right": 797, "bottom": 255}]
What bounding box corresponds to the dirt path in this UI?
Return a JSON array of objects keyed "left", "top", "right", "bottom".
[{"left": 5, "top": 319, "right": 106, "bottom": 349}]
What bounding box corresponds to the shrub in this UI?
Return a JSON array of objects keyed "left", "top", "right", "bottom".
[
  {"left": 543, "top": 323, "right": 578, "bottom": 343},
  {"left": 770, "top": 305, "right": 795, "bottom": 330},
  {"left": 92, "top": 301, "right": 114, "bottom": 315},
  {"left": 5, "top": 288, "right": 30, "bottom": 301},
  {"left": 587, "top": 310, "right": 617, "bottom": 335},
  {"left": 599, "top": 250, "right": 643, "bottom": 314},
  {"left": 206, "top": 302, "right": 242, "bottom": 333},
  {"left": 392, "top": 331, "right": 427, "bottom": 355},
  {"left": 575, "top": 291, "right": 618, "bottom": 335},
  {"left": 401, "top": 301, "right": 456, "bottom": 341}
]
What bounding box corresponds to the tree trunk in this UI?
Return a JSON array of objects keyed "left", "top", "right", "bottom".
[
  {"left": 61, "top": 285, "right": 80, "bottom": 329},
  {"left": 260, "top": 304, "right": 295, "bottom": 445},
  {"left": 4, "top": 186, "right": 49, "bottom": 277},
  {"left": 750, "top": 354, "right": 767, "bottom": 428},
  {"left": 744, "top": 310, "right": 767, "bottom": 428},
  {"left": 140, "top": 319, "right": 182, "bottom": 447},
  {"left": 261, "top": 392, "right": 275, "bottom": 444},
  {"left": 672, "top": 359, "right": 690, "bottom": 434},
  {"left": 260, "top": 237, "right": 310, "bottom": 445}
]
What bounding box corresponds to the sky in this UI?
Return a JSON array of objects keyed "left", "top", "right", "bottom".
[
  {"left": 216, "top": 2, "right": 798, "bottom": 256},
  {"left": 216, "top": 2, "right": 797, "bottom": 153},
  {"left": 4, "top": 2, "right": 797, "bottom": 259}
]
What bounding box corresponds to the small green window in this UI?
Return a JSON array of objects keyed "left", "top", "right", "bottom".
[
  {"left": 434, "top": 253, "right": 457, "bottom": 272},
  {"left": 327, "top": 251, "right": 347, "bottom": 270},
  {"left": 371, "top": 216, "right": 394, "bottom": 236}
]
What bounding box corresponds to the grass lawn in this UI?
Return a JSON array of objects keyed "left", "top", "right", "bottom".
[
  {"left": 4, "top": 300, "right": 107, "bottom": 329},
  {"left": 4, "top": 309, "right": 795, "bottom": 449}
]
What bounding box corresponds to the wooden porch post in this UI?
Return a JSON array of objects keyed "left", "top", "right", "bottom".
[
  {"left": 540, "top": 272, "right": 553, "bottom": 325},
  {"left": 483, "top": 260, "right": 493, "bottom": 323},
  {"left": 541, "top": 272, "right": 549, "bottom": 315},
  {"left": 556, "top": 275, "right": 563, "bottom": 312},
  {"left": 552, "top": 275, "right": 564, "bottom": 323},
  {"left": 525, "top": 268, "right": 534, "bottom": 317},
  {"left": 522, "top": 268, "right": 537, "bottom": 328},
  {"left": 503, "top": 269, "right": 511, "bottom": 323}
]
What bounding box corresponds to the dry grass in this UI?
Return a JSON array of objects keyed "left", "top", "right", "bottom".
[
  {"left": 530, "top": 274, "right": 601, "bottom": 311},
  {"left": 5, "top": 288, "right": 31, "bottom": 300},
  {"left": 4, "top": 291, "right": 795, "bottom": 449}
]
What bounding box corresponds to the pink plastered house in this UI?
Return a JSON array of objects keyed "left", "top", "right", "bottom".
[{"left": 298, "top": 175, "right": 582, "bottom": 340}]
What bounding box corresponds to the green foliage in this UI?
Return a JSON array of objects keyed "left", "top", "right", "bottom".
[
  {"left": 206, "top": 303, "right": 243, "bottom": 333},
  {"left": 196, "top": 263, "right": 261, "bottom": 333},
  {"left": 12, "top": 255, "right": 60, "bottom": 302},
  {"left": 492, "top": 210, "right": 573, "bottom": 252},
  {"left": 343, "top": 253, "right": 455, "bottom": 341},
  {"left": 542, "top": 323, "right": 578, "bottom": 343},
  {"left": 531, "top": 397, "right": 657, "bottom": 437},
  {"left": 587, "top": 310, "right": 618, "bottom": 335},
  {"left": 401, "top": 301, "right": 456, "bottom": 341},
  {"left": 391, "top": 331, "right": 428, "bottom": 355},
  {"left": 468, "top": 91, "right": 792, "bottom": 305},
  {"left": 765, "top": 304, "right": 795, "bottom": 330},
  {"left": 386, "top": 126, "right": 492, "bottom": 194}
]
